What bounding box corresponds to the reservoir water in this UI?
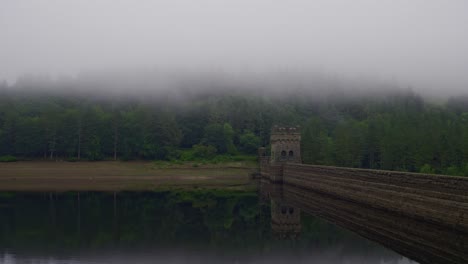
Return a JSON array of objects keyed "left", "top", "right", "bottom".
[{"left": 0, "top": 190, "right": 415, "bottom": 264}]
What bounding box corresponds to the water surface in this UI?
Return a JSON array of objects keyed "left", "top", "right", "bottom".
[{"left": 0, "top": 191, "right": 414, "bottom": 264}]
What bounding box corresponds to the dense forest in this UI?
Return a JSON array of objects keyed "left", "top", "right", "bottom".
[{"left": 1, "top": 72, "right": 468, "bottom": 176}]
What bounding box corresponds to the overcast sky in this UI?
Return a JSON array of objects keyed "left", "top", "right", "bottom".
[{"left": 1, "top": 0, "right": 467, "bottom": 95}]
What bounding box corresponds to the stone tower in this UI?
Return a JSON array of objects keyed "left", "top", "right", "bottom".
[{"left": 270, "top": 126, "right": 301, "bottom": 164}]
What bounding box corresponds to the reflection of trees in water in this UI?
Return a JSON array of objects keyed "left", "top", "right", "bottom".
[
  {"left": 0, "top": 190, "right": 398, "bottom": 259},
  {"left": 0, "top": 191, "right": 267, "bottom": 250}
]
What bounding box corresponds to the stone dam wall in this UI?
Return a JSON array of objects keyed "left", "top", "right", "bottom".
[
  {"left": 260, "top": 161, "right": 468, "bottom": 232},
  {"left": 280, "top": 184, "right": 468, "bottom": 264}
]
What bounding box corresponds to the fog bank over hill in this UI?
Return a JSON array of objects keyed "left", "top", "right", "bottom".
[
  {"left": 1, "top": 0, "right": 467, "bottom": 97},
  {"left": 2, "top": 69, "right": 417, "bottom": 103}
]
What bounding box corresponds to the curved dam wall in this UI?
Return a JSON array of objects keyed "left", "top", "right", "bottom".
[
  {"left": 280, "top": 184, "right": 468, "bottom": 264},
  {"left": 260, "top": 161, "right": 468, "bottom": 232}
]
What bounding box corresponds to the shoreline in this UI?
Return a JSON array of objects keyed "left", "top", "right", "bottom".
[{"left": 0, "top": 161, "right": 258, "bottom": 192}]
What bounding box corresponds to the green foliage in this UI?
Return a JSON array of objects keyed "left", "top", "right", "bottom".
[
  {"left": 0, "top": 155, "right": 17, "bottom": 162},
  {"left": 192, "top": 144, "right": 217, "bottom": 159},
  {"left": 208, "top": 154, "right": 256, "bottom": 164},
  {"left": 0, "top": 86, "right": 467, "bottom": 176},
  {"left": 86, "top": 135, "right": 103, "bottom": 161},
  {"left": 333, "top": 120, "right": 367, "bottom": 168},
  {"left": 164, "top": 147, "right": 182, "bottom": 161},
  {"left": 446, "top": 166, "right": 461, "bottom": 176},
  {"left": 177, "top": 146, "right": 255, "bottom": 165},
  {"left": 223, "top": 123, "right": 237, "bottom": 155},
  {"left": 202, "top": 123, "right": 225, "bottom": 152},
  {"left": 201, "top": 123, "right": 237, "bottom": 155},
  {"left": 179, "top": 149, "right": 195, "bottom": 161},
  {"left": 141, "top": 142, "right": 158, "bottom": 159},
  {"left": 463, "top": 163, "right": 468, "bottom": 177},
  {"left": 420, "top": 164, "right": 435, "bottom": 174},
  {"left": 239, "top": 131, "right": 261, "bottom": 154}
]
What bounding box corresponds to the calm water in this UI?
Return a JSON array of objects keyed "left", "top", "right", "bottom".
[{"left": 0, "top": 191, "right": 415, "bottom": 264}]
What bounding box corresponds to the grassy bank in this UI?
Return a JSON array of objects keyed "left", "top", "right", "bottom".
[{"left": 0, "top": 160, "right": 258, "bottom": 192}]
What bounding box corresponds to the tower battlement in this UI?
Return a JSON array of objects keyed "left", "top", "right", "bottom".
[
  {"left": 270, "top": 126, "right": 301, "bottom": 164},
  {"left": 271, "top": 126, "right": 301, "bottom": 135}
]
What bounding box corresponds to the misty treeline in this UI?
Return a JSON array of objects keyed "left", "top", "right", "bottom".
[{"left": 1, "top": 72, "right": 468, "bottom": 176}]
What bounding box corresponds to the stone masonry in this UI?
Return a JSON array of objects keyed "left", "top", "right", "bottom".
[{"left": 259, "top": 126, "right": 468, "bottom": 232}]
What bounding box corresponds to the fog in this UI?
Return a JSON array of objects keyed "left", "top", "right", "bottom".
[
  {"left": 1, "top": 252, "right": 416, "bottom": 264},
  {"left": 1, "top": 0, "right": 467, "bottom": 97}
]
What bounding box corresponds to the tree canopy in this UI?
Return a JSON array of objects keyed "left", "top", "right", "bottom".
[{"left": 1, "top": 80, "right": 467, "bottom": 176}]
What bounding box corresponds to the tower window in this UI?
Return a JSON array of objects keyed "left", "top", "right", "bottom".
[
  {"left": 281, "top": 151, "right": 287, "bottom": 157},
  {"left": 289, "top": 151, "right": 294, "bottom": 157}
]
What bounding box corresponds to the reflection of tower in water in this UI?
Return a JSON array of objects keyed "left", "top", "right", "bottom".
[
  {"left": 258, "top": 174, "right": 302, "bottom": 239},
  {"left": 270, "top": 199, "right": 301, "bottom": 239}
]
